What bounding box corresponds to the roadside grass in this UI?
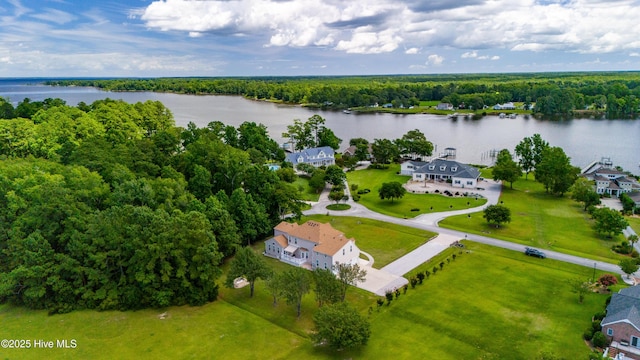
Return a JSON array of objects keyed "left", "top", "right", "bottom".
[
  {"left": 294, "top": 176, "right": 320, "bottom": 202},
  {"left": 347, "top": 165, "right": 487, "bottom": 218},
  {"left": 439, "top": 176, "right": 627, "bottom": 263},
  {"left": 628, "top": 216, "right": 640, "bottom": 235},
  {"left": 301, "top": 215, "right": 437, "bottom": 268},
  {"left": 355, "top": 242, "right": 611, "bottom": 360}
]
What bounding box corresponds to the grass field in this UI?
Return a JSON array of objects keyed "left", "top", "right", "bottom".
[
  {"left": 440, "top": 176, "right": 628, "bottom": 263},
  {"left": 301, "top": 215, "right": 437, "bottom": 268},
  {"left": 1, "top": 242, "right": 610, "bottom": 359},
  {"left": 294, "top": 176, "right": 321, "bottom": 202},
  {"left": 347, "top": 165, "right": 487, "bottom": 218}
]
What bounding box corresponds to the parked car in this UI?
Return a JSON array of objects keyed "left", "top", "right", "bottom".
[{"left": 524, "top": 247, "right": 546, "bottom": 259}]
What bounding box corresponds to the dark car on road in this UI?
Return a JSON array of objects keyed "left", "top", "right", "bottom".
[{"left": 524, "top": 247, "right": 546, "bottom": 258}]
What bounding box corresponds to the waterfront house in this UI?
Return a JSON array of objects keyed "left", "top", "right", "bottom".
[
  {"left": 493, "top": 102, "right": 516, "bottom": 110},
  {"left": 401, "top": 159, "right": 480, "bottom": 188},
  {"left": 436, "top": 103, "right": 454, "bottom": 110},
  {"left": 264, "top": 221, "right": 360, "bottom": 271},
  {"left": 602, "top": 286, "right": 640, "bottom": 359},
  {"left": 285, "top": 146, "right": 335, "bottom": 168},
  {"left": 582, "top": 158, "right": 640, "bottom": 198}
]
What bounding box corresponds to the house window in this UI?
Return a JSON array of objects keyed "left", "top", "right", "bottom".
[
  {"left": 454, "top": 180, "right": 460, "bottom": 184},
  {"left": 350, "top": 245, "right": 352, "bottom": 252},
  {"left": 607, "top": 328, "right": 613, "bottom": 336},
  {"left": 467, "top": 181, "right": 473, "bottom": 185},
  {"left": 416, "top": 174, "right": 422, "bottom": 178},
  {"left": 295, "top": 239, "right": 297, "bottom": 244},
  {"left": 632, "top": 336, "right": 639, "bottom": 347},
  {"left": 440, "top": 166, "right": 446, "bottom": 171},
  {"left": 429, "top": 165, "right": 435, "bottom": 170},
  {"left": 451, "top": 167, "right": 458, "bottom": 172},
  {"left": 343, "top": 249, "right": 345, "bottom": 255}
]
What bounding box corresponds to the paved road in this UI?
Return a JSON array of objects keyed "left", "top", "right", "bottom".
[{"left": 303, "top": 177, "right": 635, "bottom": 294}]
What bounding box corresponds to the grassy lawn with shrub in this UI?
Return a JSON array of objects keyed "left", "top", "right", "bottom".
[
  {"left": 301, "top": 215, "right": 437, "bottom": 268},
  {"left": 294, "top": 176, "right": 321, "bottom": 202},
  {"left": 628, "top": 216, "right": 640, "bottom": 235},
  {"left": 356, "top": 242, "right": 612, "bottom": 360},
  {"left": 440, "top": 176, "right": 628, "bottom": 263},
  {"left": 347, "top": 164, "right": 487, "bottom": 218}
]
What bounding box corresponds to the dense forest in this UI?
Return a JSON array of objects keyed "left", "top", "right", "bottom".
[
  {"left": 48, "top": 72, "right": 640, "bottom": 117},
  {"left": 0, "top": 98, "right": 305, "bottom": 313}
]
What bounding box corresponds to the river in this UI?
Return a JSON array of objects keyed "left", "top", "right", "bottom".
[{"left": 1, "top": 78, "right": 639, "bottom": 174}]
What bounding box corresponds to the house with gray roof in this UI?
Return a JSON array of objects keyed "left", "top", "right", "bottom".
[
  {"left": 285, "top": 146, "right": 335, "bottom": 168},
  {"left": 582, "top": 159, "right": 640, "bottom": 198},
  {"left": 602, "top": 286, "right": 640, "bottom": 359},
  {"left": 401, "top": 159, "right": 480, "bottom": 188}
]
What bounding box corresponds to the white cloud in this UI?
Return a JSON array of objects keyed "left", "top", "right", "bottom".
[
  {"left": 405, "top": 47, "right": 420, "bottom": 54},
  {"left": 426, "top": 54, "right": 444, "bottom": 66},
  {"left": 461, "top": 51, "right": 477, "bottom": 58}
]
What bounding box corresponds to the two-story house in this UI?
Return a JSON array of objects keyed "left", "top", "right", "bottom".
[
  {"left": 285, "top": 146, "right": 335, "bottom": 168},
  {"left": 264, "top": 221, "right": 360, "bottom": 272},
  {"left": 401, "top": 159, "right": 480, "bottom": 188},
  {"left": 602, "top": 286, "right": 640, "bottom": 359}
]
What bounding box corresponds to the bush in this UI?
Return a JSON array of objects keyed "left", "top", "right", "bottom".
[
  {"left": 352, "top": 194, "right": 361, "bottom": 202},
  {"left": 583, "top": 328, "right": 594, "bottom": 341},
  {"left": 591, "top": 320, "right": 602, "bottom": 332},
  {"left": 593, "top": 311, "right": 606, "bottom": 321},
  {"left": 597, "top": 274, "right": 618, "bottom": 287},
  {"left": 632, "top": 250, "right": 639, "bottom": 258},
  {"left": 592, "top": 331, "right": 607, "bottom": 348},
  {"left": 350, "top": 184, "right": 358, "bottom": 192},
  {"left": 410, "top": 208, "right": 420, "bottom": 212}
]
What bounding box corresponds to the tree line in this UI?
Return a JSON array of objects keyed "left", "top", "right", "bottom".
[
  {"left": 0, "top": 98, "right": 306, "bottom": 313},
  {"left": 47, "top": 72, "right": 640, "bottom": 116}
]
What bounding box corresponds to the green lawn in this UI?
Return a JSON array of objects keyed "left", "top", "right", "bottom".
[
  {"left": 440, "top": 176, "right": 627, "bottom": 263},
  {"left": 294, "top": 176, "right": 321, "bottom": 202},
  {"left": 628, "top": 216, "right": 640, "bottom": 235},
  {"left": 301, "top": 215, "right": 437, "bottom": 268},
  {"left": 355, "top": 242, "right": 612, "bottom": 360},
  {"left": 347, "top": 165, "right": 487, "bottom": 218}
]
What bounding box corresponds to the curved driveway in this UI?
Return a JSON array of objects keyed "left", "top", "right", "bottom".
[{"left": 303, "top": 178, "right": 632, "bottom": 294}]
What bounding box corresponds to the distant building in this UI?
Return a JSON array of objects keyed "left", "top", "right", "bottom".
[
  {"left": 436, "top": 103, "right": 454, "bottom": 110},
  {"left": 493, "top": 102, "right": 516, "bottom": 110},
  {"left": 285, "top": 146, "right": 335, "bottom": 168},
  {"left": 264, "top": 221, "right": 360, "bottom": 271}
]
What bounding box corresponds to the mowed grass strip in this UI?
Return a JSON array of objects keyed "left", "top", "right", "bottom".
[
  {"left": 440, "top": 176, "right": 627, "bottom": 263},
  {"left": 0, "top": 299, "right": 308, "bottom": 360},
  {"left": 301, "top": 215, "right": 437, "bottom": 268},
  {"left": 354, "top": 242, "right": 611, "bottom": 360},
  {"left": 347, "top": 165, "right": 487, "bottom": 219}
]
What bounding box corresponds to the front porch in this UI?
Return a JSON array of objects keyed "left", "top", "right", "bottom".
[{"left": 607, "top": 341, "right": 640, "bottom": 359}]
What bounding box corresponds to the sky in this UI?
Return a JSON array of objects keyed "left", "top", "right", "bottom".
[{"left": 2, "top": 0, "right": 640, "bottom": 77}]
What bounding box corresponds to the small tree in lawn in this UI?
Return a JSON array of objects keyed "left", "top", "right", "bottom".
[
  {"left": 225, "top": 247, "right": 272, "bottom": 298},
  {"left": 378, "top": 182, "right": 406, "bottom": 203},
  {"left": 335, "top": 262, "right": 367, "bottom": 301},
  {"left": 619, "top": 258, "right": 640, "bottom": 280},
  {"left": 328, "top": 188, "right": 345, "bottom": 204},
  {"left": 570, "top": 278, "right": 591, "bottom": 303},
  {"left": 385, "top": 290, "right": 393, "bottom": 305},
  {"left": 592, "top": 207, "right": 628, "bottom": 239},
  {"left": 483, "top": 204, "right": 511, "bottom": 228},
  {"left": 597, "top": 274, "right": 618, "bottom": 290},
  {"left": 416, "top": 272, "right": 425, "bottom": 284},
  {"left": 313, "top": 302, "right": 371, "bottom": 350},
  {"left": 629, "top": 234, "right": 639, "bottom": 249}
]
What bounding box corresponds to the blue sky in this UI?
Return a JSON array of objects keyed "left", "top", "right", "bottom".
[{"left": 2, "top": 0, "right": 640, "bottom": 77}]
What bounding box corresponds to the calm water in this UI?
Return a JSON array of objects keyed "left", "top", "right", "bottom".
[{"left": 1, "top": 79, "right": 639, "bottom": 174}]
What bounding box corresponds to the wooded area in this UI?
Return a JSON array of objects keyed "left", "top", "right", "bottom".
[
  {"left": 0, "top": 98, "right": 304, "bottom": 313},
  {"left": 48, "top": 72, "right": 640, "bottom": 117}
]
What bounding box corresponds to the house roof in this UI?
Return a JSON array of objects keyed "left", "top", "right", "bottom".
[
  {"left": 273, "top": 234, "right": 288, "bottom": 248},
  {"left": 273, "top": 220, "right": 355, "bottom": 256},
  {"left": 414, "top": 159, "right": 480, "bottom": 179},
  {"left": 602, "top": 286, "right": 640, "bottom": 330},
  {"left": 285, "top": 146, "right": 334, "bottom": 166}
]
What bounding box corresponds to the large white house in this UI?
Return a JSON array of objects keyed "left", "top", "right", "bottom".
[
  {"left": 401, "top": 159, "right": 481, "bottom": 188},
  {"left": 264, "top": 221, "right": 360, "bottom": 271},
  {"left": 582, "top": 158, "right": 640, "bottom": 197},
  {"left": 285, "top": 146, "right": 335, "bottom": 168}
]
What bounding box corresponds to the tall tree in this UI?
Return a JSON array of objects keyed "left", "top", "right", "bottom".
[
  {"left": 324, "top": 165, "right": 346, "bottom": 187},
  {"left": 371, "top": 138, "right": 399, "bottom": 164},
  {"left": 396, "top": 129, "right": 434, "bottom": 160},
  {"left": 313, "top": 268, "right": 342, "bottom": 307},
  {"left": 570, "top": 177, "right": 601, "bottom": 211},
  {"left": 335, "top": 262, "right": 367, "bottom": 301},
  {"left": 281, "top": 267, "right": 311, "bottom": 317},
  {"left": 535, "top": 146, "right": 579, "bottom": 196},
  {"left": 492, "top": 149, "right": 522, "bottom": 189},
  {"left": 225, "top": 247, "right": 272, "bottom": 297}
]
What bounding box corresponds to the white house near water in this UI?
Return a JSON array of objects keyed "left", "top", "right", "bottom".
[
  {"left": 285, "top": 146, "right": 335, "bottom": 168},
  {"left": 264, "top": 221, "right": 360, "bottom": 271},
  {"left": 401, "top": 159, "right": 481, "bottom": 188}
]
